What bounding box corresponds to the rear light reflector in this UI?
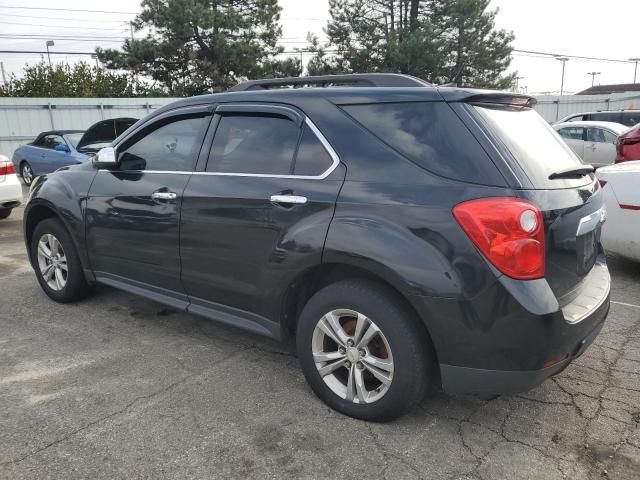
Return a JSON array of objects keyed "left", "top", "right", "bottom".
[
  {"left": 453, "top": 197, "right": 545, "bottom": 280},
  {"left": 0, "top": 161, "right": 16, "bottom": 176},
  {"left": 598, "top": 180, "right": 607, "bottom": 188}
]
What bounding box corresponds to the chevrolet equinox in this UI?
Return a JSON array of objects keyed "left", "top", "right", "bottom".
[{"left": 24, "top": 74, "right": 610, "bottom": 421}]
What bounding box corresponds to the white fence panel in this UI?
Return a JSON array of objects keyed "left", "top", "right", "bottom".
[
  {"left": 533, "top": 93, "right": 640, "bottom": 123},
  {"left": 0, "top": 97, "right": 180, "bottom": 157}
]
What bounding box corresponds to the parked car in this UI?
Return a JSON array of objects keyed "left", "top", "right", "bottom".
[
  {"left": 0, "top": 154, "right": 22, "bottom": 219},
  {"left": 12, "top": 118, "right": 138, "bottom": 185},
  {"left": 556, "top": 110, "right": 640, "bottom": 127},
  {"left": 615, "top": 123, "right": 640, "bottom": 164},
  {"left": 553, "top": 121, "right": 628, "bottom": 168},
  {"left": 597, "top": 161, "right": 640, "bottom": 262},
  {"left": 23, "top": 74, "right": 610, "bottom": 421}
]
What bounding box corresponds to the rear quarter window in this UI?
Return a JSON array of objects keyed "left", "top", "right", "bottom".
[{"left": 340, "top": 102, "right": 504, "bottom": 185}]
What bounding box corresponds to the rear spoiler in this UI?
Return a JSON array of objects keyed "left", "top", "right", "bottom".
[{"left": 437, "top": 88, "right": 536, "bottom": 108}]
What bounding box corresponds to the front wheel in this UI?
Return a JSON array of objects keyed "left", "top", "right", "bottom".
[
  {"left": 21, "top": 161, "right": 34, "bottom": 186},
  {"left": 296, "top": 279, "right": 434, "bottom": 422},
  {"left": 30, "top": 218, "right": 94, "bottom": 303}
]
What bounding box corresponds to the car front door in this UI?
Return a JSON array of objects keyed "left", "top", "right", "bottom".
[
  {"left": 85, "top": 106, "right": 212, "bottom": 304},
  {"left": 180, "top": 104, "right": 346, "bottom": 335},
  {"left": 584, "top": 127, "right": 617, "bottom": 167}
]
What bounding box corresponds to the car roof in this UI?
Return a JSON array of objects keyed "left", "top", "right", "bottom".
[{"left": 553, "top": 121, "right": 629, "bottom": 133}]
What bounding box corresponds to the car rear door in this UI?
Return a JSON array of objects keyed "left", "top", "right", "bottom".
[
  {"left": 584, "top": 127, "right": 617, "bottom": 167},
  {"left": 180, "top": 103, "right": 345, "bottom": 333},
  {"left": 557, "top": 127, "right": 585, "bottom": 159},
  {"left": 85, "top": 106, "right": 212, "bottom": 303}
]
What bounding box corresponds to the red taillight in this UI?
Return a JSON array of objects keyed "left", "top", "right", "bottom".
[
  {"left": 453, "top": 197, "right": 545, "bottom": 280},
  {"left": 0, "top": 161, "right": 16, "bottom": 176},
  {"left": 615, "top": 127, "right": 640, "bottom": 163}
]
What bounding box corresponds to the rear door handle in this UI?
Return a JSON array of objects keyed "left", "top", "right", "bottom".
[
  {"left": 270, "top": 194, "right": 307, "bottom": 205},
  {"left": 151, "top": 191, "right": 177, "bottom": 201}
]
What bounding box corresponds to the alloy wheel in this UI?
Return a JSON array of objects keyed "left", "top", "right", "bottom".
[
  {"left": 311, "top": 309, "right": 394, "bottom": 404},
  {"left": 36, "top": 234, "right": 68, "bottom": 291},
  {"left": 22, "top": 163, "right": 33, "bottom": 185}
]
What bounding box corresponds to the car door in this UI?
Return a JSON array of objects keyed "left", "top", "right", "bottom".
[
  {"left": 180, "top": 103, "right": 346, "bottom": 335},
  {"left": 557, "top": 127, "right": 585, "bottom": 159},
  {"left": 85, "top": 106, "right": 212, "bottom": 305},
  {"left": 28, "top": 134, "right": 64, "bottom": 174},
  {"left": 584, "top": 127, "right": 617, "bottom": 167}
]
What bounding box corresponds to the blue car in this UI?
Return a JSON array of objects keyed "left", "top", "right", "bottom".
[{"left": 12, "top": 118, "right": 137, "bottom": 185}]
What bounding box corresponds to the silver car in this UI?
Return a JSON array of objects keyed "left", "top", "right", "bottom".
[{"left": 553, "top": 121, "right": 629, "bottom": 168}]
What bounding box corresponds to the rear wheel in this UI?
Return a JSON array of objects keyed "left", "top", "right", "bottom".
[
  {"left": 30, "top": 218, "right": 94, "bottom": 303},
  {"left": 21, "top": 161, "right": 34, "bottom": 186},
  {"left": 296, "top": 279, "right": 433, "bottom": 422},
  {"left": 0, "top": 209, "right": 11, "bottom": 219}
]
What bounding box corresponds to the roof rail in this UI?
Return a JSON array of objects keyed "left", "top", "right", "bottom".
[{"left": 227, "top": 73, "right": 430, "bottom": 92}]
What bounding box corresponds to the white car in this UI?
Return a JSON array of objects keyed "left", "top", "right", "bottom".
[
  {"left": 597, "top": 161, "right": 640, "bottom": 262},
  {"left": 553, "top": 121, "right": 629, "bottom": 168},
  {"left": 0, "top": 154, "right": 23, "bottom": 219}
]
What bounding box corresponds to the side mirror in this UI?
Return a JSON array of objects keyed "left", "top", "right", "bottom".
[
  {"left": 92, "top": 147, "right": 118, "bottom": 169},
  {"left": 55, "top": 144, "right": 70, "bottom": 153}
]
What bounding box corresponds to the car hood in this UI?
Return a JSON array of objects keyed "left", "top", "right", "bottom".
[{"left": 76, "top": 117, "right": 138, "bottom": 152}]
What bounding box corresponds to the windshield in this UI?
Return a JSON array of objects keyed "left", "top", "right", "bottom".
[
  {"left": 474, "top": 105, "right": 591, "bottom": 188},
  {"left": 65, "top": 133, "right": 84, "bottom": 149}
]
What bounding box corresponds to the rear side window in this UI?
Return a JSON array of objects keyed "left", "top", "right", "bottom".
[
  {"left": 341, "top": 102, "right": 501, "bottom": 184},
  {"left": 294, "top": 125, "right": 333, "bottom": 176},
  {"left": 208, "top": 114, "right": 298, "bottom": 175},
  {"left": 473, "top": 105, "right": 588, "bottom": 188}
]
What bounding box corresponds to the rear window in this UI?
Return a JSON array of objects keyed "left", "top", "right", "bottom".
[
  {"left": 341, "top": 102, "right": 503, "bottom": 185},
  {"left": 473, "top": 105, "right": 590, "bottom": 188}
]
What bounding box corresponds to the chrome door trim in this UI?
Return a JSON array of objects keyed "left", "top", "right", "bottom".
[
  {"left": 99, "top": 117, "right": 341, "bottom": 180},
  {"left": 270, "top": 194, "right": 308, "bottom": 205},
  {"left": 576, "top": 207, "right": 606, "bottom": 237}
]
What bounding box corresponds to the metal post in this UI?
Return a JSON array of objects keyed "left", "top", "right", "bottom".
[
  {"left": 45, "top": 40, "right": 54, "bottom": 67},
  {"left": 630, "top": 58, "right": 640, "bottom": 83},
  {"left": 47, "top": 103, "right": 55, "bottom": 129},
  {"left": 587, "top": 72, "right": 601, "bottom": 87},
  {"left": 555, "top": 57, "right": 569, "bottom": 121},
  {"left": 0, "top": 62, "right": 6, "bottom": 85}
]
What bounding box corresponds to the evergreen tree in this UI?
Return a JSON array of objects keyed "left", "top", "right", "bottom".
[{"left": 96, "top": 0, "right": 296, "bottom": 95}]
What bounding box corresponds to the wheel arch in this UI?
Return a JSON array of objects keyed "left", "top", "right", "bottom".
[{"left": 279, "top": 262, "right": 440, "bottom": 375}]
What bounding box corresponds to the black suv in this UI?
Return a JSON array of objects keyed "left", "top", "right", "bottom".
[{"left": 24, "top": 74, "right": 610, "bottom": 421}]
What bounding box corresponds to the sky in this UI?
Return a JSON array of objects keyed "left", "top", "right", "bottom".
[{"left": 0, "top": 0, "right": 638, "bottom": 95}]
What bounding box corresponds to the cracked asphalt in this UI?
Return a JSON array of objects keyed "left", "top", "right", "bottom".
[{"left": 1, "top": 187, "right": 639, "bottom": 479}]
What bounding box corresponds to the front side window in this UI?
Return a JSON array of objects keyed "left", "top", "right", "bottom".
[
  {"left": 207, "top": 114, "right": 299, "bottom": 175},
  {"left": 40, "top": 135, "right": 66, "bottom": 150},
  {"left": 117, "top": 115, "right": 208, "bottom": 172}
]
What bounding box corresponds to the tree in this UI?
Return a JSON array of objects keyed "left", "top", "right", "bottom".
[
  {"left": 0, "top": 62, "right": 158, "bottom": 97},
  {"left": 430, "top": 0, "right": 515, "bottom": 88},
  {"left": 307, "top": 0, "right": 515, "bottom": 89},
  {"left": 96, "top": 0, "right": 295, "bottom": 95}
]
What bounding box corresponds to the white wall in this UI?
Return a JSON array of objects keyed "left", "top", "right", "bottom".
[
  {"left": 0, "top": 97, "right": 180, "bottom": 157},
  {"left": 532, "top": 92, "right": 640, "bottom": 123}
]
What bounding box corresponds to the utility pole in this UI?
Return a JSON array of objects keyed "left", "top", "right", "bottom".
[
  {"left": 0, "top": 61, "right": 6, "bottom": 86},
  {"left": 556, "top": 56, "right": 569, "bottom": 96},
  {"left": 587, "top": 71, "right": 601, "bottom": 87},
  {"left": 45, "top": 40, "right": 54, "bottom": 67},
  {"left": 514, "top": 76, "right": 524, "bottom": 92},
  {"left": 630, "top": 58, "right": 640, "bottom": 83}
]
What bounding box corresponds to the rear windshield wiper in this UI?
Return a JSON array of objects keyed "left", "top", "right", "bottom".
[{"left": 548, "top": 165, "right": 594, "bottom": 180}]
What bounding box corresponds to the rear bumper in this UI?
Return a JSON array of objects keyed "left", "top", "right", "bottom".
[
  {"left": 0, "top": 174, "right": 23, "bottom": 209},
  {"left": 439, "top": 306, "right": 606, "bottom": 395},
  {"left": 408, "top": 257, "right": 610, "bottom": 396}
]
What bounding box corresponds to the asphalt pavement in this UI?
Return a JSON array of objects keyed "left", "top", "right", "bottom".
[{"left": 1, "top": 186, "right": 639, "bottom": 479}]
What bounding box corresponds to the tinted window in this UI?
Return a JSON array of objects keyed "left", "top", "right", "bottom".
[
  {"left": 65, "top": 133, "right": 83, "bottom": 148},
  {"left": 118, "top": 115, "right": 207, "bottom": 172},
  {"left": 589, "top": 111, "right": 640, "bottom": 127},
  {"left": 342, "top": 102, "right": 500, "bottom": 184},
  {"left": 208, "top": 114, "right": 299, "bottom": 175},
  {"left": 294, "top": 125, "right": 333, "bottom": 176},
  {"left": 474, "top": 105, "right": 588, "bottom": 188},
  {"left": 566, "top": 115, "right": 586, "bottom": 123},
  {"left": 558, "top": 127, "right": 583, "bottom": 140}
]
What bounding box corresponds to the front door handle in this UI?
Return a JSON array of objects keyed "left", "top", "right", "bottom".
[
  {"left": 270, "top": 194, "right": 308, "bottom": 206},
  {"left": 151, "top": 191, "right": 177, "bottom": 201}
]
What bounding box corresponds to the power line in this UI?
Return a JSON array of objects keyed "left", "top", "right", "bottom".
[
  {"left": 0, "top": 12, "right": 131, "bottom": 23},
  {"left": 0, "top": 6, "right": 138, "bottom": 15},
  {"left": 0, "top": 20, "right": 127, "bottom": 32}
]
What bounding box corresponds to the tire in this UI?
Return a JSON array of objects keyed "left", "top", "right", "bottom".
[
  {"left": 30, "top": 218, "right": 94, "bottom": 303},
  {"left": 21, "top": 161, "right": 34, "bottom": 186},
  {"left": 0, "top": 209, "right": 11, "bottom": 219},
  {"left": 296, "top": 278, "right": 433, "bottom": 422}
]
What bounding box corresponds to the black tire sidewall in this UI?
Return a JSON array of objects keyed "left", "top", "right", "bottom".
[
  {"left": 30, "top": 218, "right": 90, "bottom": 303},
  {"left": 296, "top": 279, "right": 432, "bottom": 422}
]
